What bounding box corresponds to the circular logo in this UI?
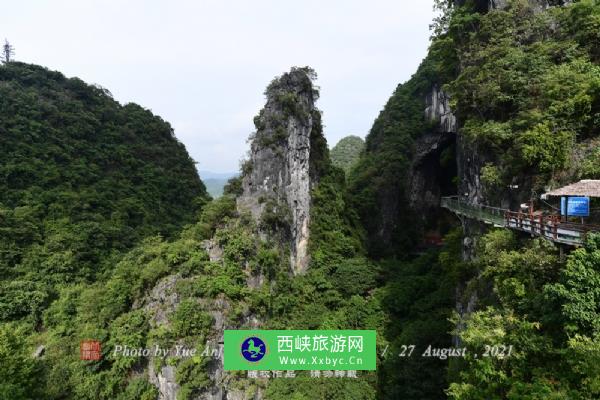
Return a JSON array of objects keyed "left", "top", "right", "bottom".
[{"left": 241, "top": 336, "right": 266, "bottom": 362}]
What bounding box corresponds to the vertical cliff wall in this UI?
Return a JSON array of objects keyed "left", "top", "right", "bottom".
[
  {"left": 348, "top": 67, "right": 460, "bottom": 256},
  {"left": 408, "top": 85, "right": 458, "bottom": 231},
  {"left": 237, "top": 67, "right": 322, "bottom": 275}
]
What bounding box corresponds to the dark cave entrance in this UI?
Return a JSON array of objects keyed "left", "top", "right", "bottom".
[{"left": 412, "top": 133, "right": 458, "bottom": 247}]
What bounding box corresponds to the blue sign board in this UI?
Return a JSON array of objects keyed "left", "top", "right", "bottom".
[{"left": 561, "top": 196, "right": 590, "bottom": 217}]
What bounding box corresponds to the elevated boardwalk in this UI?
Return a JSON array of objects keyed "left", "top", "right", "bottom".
[{"left": 441, "top": 196, "right": 599, "bottom": 246}]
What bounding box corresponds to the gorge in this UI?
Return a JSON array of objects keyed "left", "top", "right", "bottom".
[{"left": 1, "top": 0, "right": 600, "bottom": 399}]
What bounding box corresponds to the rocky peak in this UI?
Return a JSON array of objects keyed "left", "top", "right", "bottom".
[{"left": 237, "top": 67, "right": 321, "bottom": 275}]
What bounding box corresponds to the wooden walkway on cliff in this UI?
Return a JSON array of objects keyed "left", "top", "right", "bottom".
[{"left": 441, "top": 196, "right": 599, "bottom": 246}]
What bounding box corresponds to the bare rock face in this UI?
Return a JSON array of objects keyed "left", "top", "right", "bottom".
[
  {"left": 143, "top": 68, "right": 325, "bottom": 400},
  {"left": 32, "top": 345, "right": 45, "bottom": 358},
  {"left": 456, "top": 134, "right": 485, "bottom": 205},
  {"left": 408, "top": 84, "right": 457, "bottom": 218},
  {"left": 488, "top": 0, "right": 510, "bottom": 8},
  {"left": 237, "top": 67, "right": 321, "bottom": 275},
  {"left": 148, "top": 364, "right": 179, "bottom": 400},
  {"left": 143, "top": 275, "right": 243, "bottom": 400},
  {"left": 202, "top": 239, "right": 223, "bottom": 262},
  {"left": 398, "top": 85, "right": 459, "bottom": 235},
  {"left": 143, "top": 275, "right": 182, "bottom": 400},
  {"left": 425, "top": 85, "right": 456, "bottom": 134}
]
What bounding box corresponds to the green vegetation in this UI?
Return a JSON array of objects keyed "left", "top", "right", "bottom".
[
  {"left": 446, "top": 0, "right": 600, "bottom": 187},
  {"left": 253, "top": 66, "right": 320, "bottom": 152},
  {"left": 0, "top": 324, "right": 44, "bottom": 399},
  {"left": 259, "top": 158, "right": 381, "bottom": 400},
  {"left": 3, "top": 1, "right": 600, "bottom": 399},
  {"left": 330, "top": 135, "right": 365, "bottom": 174},
  {"left": 378, "top": 232, "right": 463, "bottom": 399},
  {"left": 0, "top": 62, "right": 209, "bottom": 287},
  {"left": 448, "top": 232, "right": 600, "bottom": 399},
  {"left": 347, "top": 62, "right": 436, "bottom": 257},
  {"left": 348, "top": 0, "right": 600, "bottom": 398},
  {"left": 2, "top": 193, "right": 244, "bottom": 399},
  {"left": 0, "top": 62, "right": 210, "bottom": 398}
]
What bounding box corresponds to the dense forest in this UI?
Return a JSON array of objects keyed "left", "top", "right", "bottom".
[
  {"left": 0, "top": 62, "right": 210, "bottom": 398},
  {"left": 1, "top": 0, "right": 600, "bottom": 399},
  {"left": 349, "top": 0, "right": 600, "bottom": 398}
]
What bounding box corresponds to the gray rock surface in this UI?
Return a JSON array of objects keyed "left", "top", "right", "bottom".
[
  {"left": 32, "top": 344, "right": 45, "bottom": 358},
  {"left": 143, "top": 68, "right": 324, "bottom": 400},
  {"left": 149, "top": 364, "right": 179, "bottom": 400},
  {"left": 425, "top": 85, "right": 456, "bottom": 134},
  {"left": 140, "top": 274, "right": 181, "bottom": 326},
  {"left": 393, "top": 85, "right": 458, "bottom": 234},
  {"left": 237, "top": 68, "right": 320, "bottom": 275},
  {"left": 143, "top": 275, "right": 182, "bottom": 400},
  {"left": 143, "top": 276, "right": 243, "bottom": 400},
  {"left": 202, "top": 239, "right": 223, "bottom": 262}
]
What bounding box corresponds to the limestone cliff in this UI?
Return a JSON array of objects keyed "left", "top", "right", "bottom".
[
  {"left": 237, "top": 67, "right": 322, "bottom": 275},
  {"left": 442, "top": 0, "right": 584, "bottom": 341},
  {"left": 140, "top": 67, "right": 326, "bottom": 400},
  {"left": 424, "top": 85, "right": 456, "bottom": 134},
  {"left": 408, "top": 85, "right": 458, "bottom": 230}
]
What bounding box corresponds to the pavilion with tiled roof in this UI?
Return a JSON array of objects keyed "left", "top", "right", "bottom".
[{"left": 544, "top": 180, "right": 600, "bottom": 198}]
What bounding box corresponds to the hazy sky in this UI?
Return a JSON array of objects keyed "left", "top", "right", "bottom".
[{"left": 4, "top": 0, "right": 436, "bottom": 173}]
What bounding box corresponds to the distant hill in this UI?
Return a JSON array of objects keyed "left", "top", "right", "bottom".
[
  {"left": 330, "top": 135, "right": 365, "bottom": 173},
  {"left": 199, "top": 171, "right": 238, "bottom": 197},
  {"left": 0, "top": 62, "right": 209, "bottom": 283}
]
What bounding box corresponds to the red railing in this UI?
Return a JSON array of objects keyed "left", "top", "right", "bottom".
[
  {"left": 503, "top": 210, "right": 600, "bottom": 245},
  {"left": 504, "top": 211, "right": 561, "bottom": 239},
  {"left": 441, "top": 196, "right": 599, "bottom": 246}
]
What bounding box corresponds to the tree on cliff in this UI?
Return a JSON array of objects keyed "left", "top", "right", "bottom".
[{"left": 1, "top": 39, "right": 14, "bottom": 63}]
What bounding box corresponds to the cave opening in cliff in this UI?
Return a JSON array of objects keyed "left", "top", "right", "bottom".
[{"left": 416, "top": 134, "right": 458, "bottom": 246}]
